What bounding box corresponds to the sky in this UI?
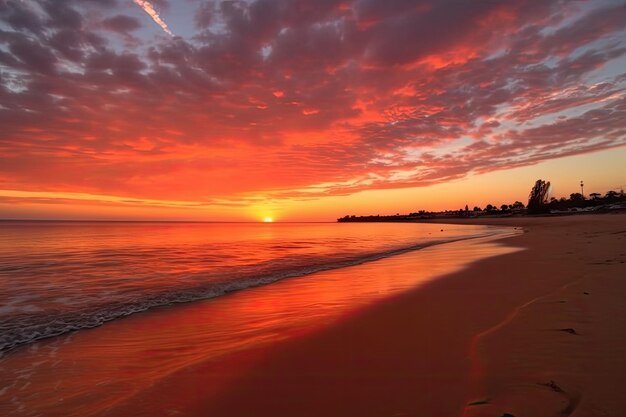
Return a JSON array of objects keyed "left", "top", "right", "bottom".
[{"left": 0, "top": 0, "right": 625, "bottom": 222}]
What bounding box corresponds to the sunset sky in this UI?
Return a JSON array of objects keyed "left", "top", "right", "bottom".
[{"left": 1, "top": 0, "right": 625, "bottom": 221}]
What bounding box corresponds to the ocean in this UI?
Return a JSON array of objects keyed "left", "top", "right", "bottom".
[
  {"left": 0, "top": 221, "right": 498, "bottom": 354},
  {"left": 0, "top": 221, "right": 518, "bottom": 417}
]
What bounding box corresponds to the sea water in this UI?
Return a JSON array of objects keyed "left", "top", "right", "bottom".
[
  {"left": 0, "top": 221, "right": 523, "bottom": 417},
  {"left": 0, "top": 221, "right": 496, "bottom": 353}
]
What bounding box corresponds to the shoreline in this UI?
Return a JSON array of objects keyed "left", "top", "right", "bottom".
[
  {"left": 110, "top": 213, "right": 625, "bottom": 417},
  {"left": 0, "top": 225, "right": 518, "bottom": 417},
  {"left": 0, "top": 224, "right": 505, "bottom": 356},
  {"left": 96, "top": 229, "right": 525, "bottom": 417},
  {"left": 2, "top": 214, "right": 624, "bottom": 416}
]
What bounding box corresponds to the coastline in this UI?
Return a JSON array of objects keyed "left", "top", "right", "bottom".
[
  {"left": 0, "top": 225, "right": 517, "bottom": 417},
  {"left": 0, "top": 224, "right": 499, "bottom": 355},
  {"left": 110, "top": 213, "right": 625, "bottom": 417},
  {"left": 2, "top": 214, "right": 624, "bottom": 416}
]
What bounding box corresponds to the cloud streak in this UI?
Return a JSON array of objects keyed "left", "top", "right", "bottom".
[{"left": 133, "top": 0, "right": 174, "bottom": 36}]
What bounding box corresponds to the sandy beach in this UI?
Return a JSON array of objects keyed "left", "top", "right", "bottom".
[
  {"left": 93, "top": 213, "right": 625, "bottom": 417},
  {"left": 453, "top": 214, "right": 626, "bottom": 417},
  {"left": 2, "top": 214, "right": 624, "bottom": 417},
  {"left": 3, "top": 2, "right": 624, "bottom": 416}
]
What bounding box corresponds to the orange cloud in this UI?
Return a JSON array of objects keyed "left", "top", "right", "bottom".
[{"left": 0, "top": 0, "right": 625, "bottom": 220}]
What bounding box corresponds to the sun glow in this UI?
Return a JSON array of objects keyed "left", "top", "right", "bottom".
[{"left": 263, "top": 216, "right": 274, "bottom": 223}]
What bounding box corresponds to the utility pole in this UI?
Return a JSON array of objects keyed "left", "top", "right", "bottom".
[{"left": 580, "top": 180, "right": 584, "bottom": 198}]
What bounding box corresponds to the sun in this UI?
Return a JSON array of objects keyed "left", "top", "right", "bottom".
[{"left": 263, "top": 216, "right": 273, "bottom": 223}]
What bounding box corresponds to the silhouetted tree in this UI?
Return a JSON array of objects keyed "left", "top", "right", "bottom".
[
  {"left": 570, "top": 193, "right": 584, "bottom": 202},
  {"left": 527, "top": 179, "right": 551, "bottom": 214}
]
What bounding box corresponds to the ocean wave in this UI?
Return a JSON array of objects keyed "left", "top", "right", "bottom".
[{"left": 0, "top": 232, "right": 498, "bottom": 355}]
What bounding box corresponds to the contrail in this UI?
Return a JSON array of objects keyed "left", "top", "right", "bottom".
[{"left": 133, "top": 0, "right": 174, "bottom": 36}]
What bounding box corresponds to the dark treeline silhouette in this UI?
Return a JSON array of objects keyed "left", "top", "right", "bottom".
[
  {"left": 337, "top": 180, "right": 625, "bottom": 222},
  {"left": 545, "top": 190, "right": 625, "bottom": 211},
  {"left": 528, "top": 178, "right": 626, "bottom": 214},
  {"left": 337, "top": 202, "right": 526, "bottom": 222}
]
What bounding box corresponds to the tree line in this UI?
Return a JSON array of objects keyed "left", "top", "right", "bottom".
[{"left": 338, "top": 180, "right": 625, "bottom": 221}]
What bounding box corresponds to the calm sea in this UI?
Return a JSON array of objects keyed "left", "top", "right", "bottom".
[{"left": 0, "top": 221, "right": 496, "bottom": 353}]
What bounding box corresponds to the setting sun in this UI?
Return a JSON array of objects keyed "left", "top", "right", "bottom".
[{"left": 263, "top": 216, "right": 274, "bottom": 223}]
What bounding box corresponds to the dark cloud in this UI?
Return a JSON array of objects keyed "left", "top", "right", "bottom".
[
  {"left": 194, "top": 2, "right": 214, "bottom": 29},
  {"left": 7, "top": 35, "right": 57, "bottom": 74},
  {"left": 101, "top": 15, "right": 142, "bottom": 33},
  {"left": 0, "top": 0, "right": 45, "bottom": 34},
  {"left": 42, "top": 0, "right": 83, "bottom": 29}
]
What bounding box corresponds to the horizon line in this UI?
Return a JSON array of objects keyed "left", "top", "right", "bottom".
[{"left": 0, "top": 219, "right": 336, "bottom": 224}]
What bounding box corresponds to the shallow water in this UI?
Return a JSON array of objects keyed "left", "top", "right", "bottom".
[
  {"left": 0, "top": 223, "right": 520, "bottom": 417},
  {"left": 0, "top": 221, "right": 495, "bottom": 352}
]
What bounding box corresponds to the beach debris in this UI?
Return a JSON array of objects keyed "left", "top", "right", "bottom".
[
  {"left": 583, "top": 292, "right": 589, "bottom": 295},
  {"left": 467, "top": 398, "right": 490, "bottom": 406},
  {"left": 539, "top": 380, "right": 565, "bottom": 393},
  {"left": 537, "top": 380, "right": 582, "bottom": 415},
  {"left": 440, "top": 229, "right": 444, "bottom": 231},
  {"left": 501, "top": 413, "right": 516, "bottom": 417},
  {"left": 559, "top": 328, "right": 578, "bottom": 335}
]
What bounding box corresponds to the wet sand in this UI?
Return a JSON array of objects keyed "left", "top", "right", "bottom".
[
  {"left": 0, "top": 228, "right": 518, "bottom": 417},
  {"left": 3, "top": 214, "right": 625, "bottom": 416},
  {"left": 96, "top": 214, "right": 626, "bottom": 417}
]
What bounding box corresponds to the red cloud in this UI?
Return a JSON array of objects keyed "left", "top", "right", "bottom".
[{"left": 0, "top": 0, "right": 624, "bottom": 207}]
